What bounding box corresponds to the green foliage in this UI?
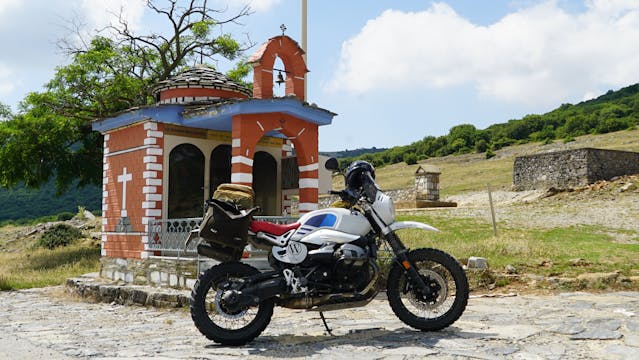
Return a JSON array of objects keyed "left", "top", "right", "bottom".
[
  {"left": 403, "top": 153, "right": 418, "bottom": 165},
  {"left": 338, "top": 83, "right": 639, "bottom": 168},
  {"left": 38, "top": 224, "right": 84, "bottom": 249},
  {"left": 0, "top": 178, "right": 100, "bottom": 223},
  {"left": 0, "top": 102, "right": 12, "bottom": 121},
  {"left": 56, "top": 212, "right": 75, "bottom": 221},
  {"left": 0, "top": 1, "right": 251, "bottom": 192}
]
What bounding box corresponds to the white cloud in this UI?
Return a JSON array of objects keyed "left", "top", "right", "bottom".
[
  {"left": 79, "top": 0, "right": 146, "bottom": 33},
  {"left": 328, "top": 1, "right": 639, "bottom": 107},
  {"left": 0, "top": 63, "right": 16, "bottom": 96},
  {"left": 0, "top": 0, "right": 20, "bottom": 15},
  {"left": 224, "top": 0, "right": 281, "bottom": 12}
]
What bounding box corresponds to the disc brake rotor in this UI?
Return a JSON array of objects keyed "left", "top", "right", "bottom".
[
  {"left": 406, "top": 269, "right": 448, "bottom": 310},
  {"left": 214, "top": 289, "right": 248, "bottom": 320}
]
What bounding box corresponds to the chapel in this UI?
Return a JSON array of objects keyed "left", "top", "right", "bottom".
[{"left": 92, "top": 35, "right": 336, "bottom": 260}]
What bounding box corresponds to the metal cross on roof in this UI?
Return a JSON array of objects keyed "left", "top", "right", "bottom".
[{"left": 280, "top": 24, "right": 287, "bottom": 35}]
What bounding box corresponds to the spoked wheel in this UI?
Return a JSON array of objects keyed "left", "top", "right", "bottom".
[
  {"left": 387, "top": 248, "right": 468, "bottom": 331},
  {"left": 190, "top": 262, "right": 274, "bottom": 346}
]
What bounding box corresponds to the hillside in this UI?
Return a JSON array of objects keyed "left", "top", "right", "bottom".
[
  {"left": 0, "top": 180, "right": 101, "bottom": 223},
  {"left": 368, "top": 127, "right": 639, "bottom": 195},
  {"left": 337, "top": 83, "right": 639, "bottom": 168}
]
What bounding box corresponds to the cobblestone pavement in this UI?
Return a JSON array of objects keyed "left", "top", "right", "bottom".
[{"left": 1, "top": 287, "right": 638, "bottom": 359}]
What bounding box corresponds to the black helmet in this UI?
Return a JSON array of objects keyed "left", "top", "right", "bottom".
[{"left": 345, "top": 160, "right": 375, "bottom": 189}]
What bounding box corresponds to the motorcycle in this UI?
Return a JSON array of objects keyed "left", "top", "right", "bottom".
[{"left": 187, "top": 158, "right": 469, "bottom": 345}]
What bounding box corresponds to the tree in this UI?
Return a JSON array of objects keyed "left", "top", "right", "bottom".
[
  {"left": 0, "top": 0, "right": 252, "bottom": 192},
  {"left": 0, "top": 102, "right": 11, "bottom": 121}
]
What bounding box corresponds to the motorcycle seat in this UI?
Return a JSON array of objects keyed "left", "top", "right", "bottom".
[{"left": 249, "top": 221, "right": 301, "bottom": 236}]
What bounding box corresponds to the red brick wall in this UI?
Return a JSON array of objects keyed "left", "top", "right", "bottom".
[{"left": 102, "top": 121, "right": 165, "bottom": 259}]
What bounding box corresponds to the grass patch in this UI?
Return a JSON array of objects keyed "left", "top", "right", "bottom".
[
  {"left": 0, "top": 243, "right": 100, "bottom": 290},
  {"left": 395, "top": 214, "right": 639, "bottom": 281}
]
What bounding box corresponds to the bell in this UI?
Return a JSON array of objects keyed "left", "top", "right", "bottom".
[{"left": 276, "top": 71, "right": 285, "bottom": 86}]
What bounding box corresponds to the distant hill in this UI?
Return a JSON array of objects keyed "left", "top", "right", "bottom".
[
  {"left": 320, "top": 147, "right": 388, "bottom": 159},
  {"left": 0, "top": 180, "right": 100, "bottom": 223},
  {"left": 337, "top": 83, "right": 639, "bottom": 169}
]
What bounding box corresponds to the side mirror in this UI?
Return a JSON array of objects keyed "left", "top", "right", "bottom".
[{"left": 324, "top": 157, "right": 339, "bottom": 171}]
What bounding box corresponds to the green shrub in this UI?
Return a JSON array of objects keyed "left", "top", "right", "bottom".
[
  {"left": 485, "top": 148, "right": 496, "bottom": 159},
  {"left": 403, "top": 153, "right": 418, "bottom": 165},
  {"left": 56, "top": 212, "right": 75, "bottom": 221},
  {"left": 38, "top": 224, "right": 84, "bottom": 249}
]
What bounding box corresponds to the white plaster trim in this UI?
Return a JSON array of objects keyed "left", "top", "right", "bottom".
[
  {"left": 104, "top": 163, "right": 110, "bottom": 170},
  {"left": 294, "top": 76, "right": 305, "bottom": 80},
  {"left": 140, "top": 251, "right": 151, "bottom": 259},
  {"left": 143, "top": 156, "right": 157, "bottom": 163},
  {"left": 145, "top": 209, "right": 162, "bottom": 217},
  {"left": 146, "top": 148, "right": 163, "bottom": 156},
  {"left": 256, "top": 121, "right": 265, "bottom": 131},
  {"left": 102, "top": 190, "right": 108, "bottom": 197},
  {"left": 104, "top": 147, "right": 110, "bottom": 154},
  {"left": 299, "top": 178, "right": 319, "bottom": 189},
  {"left": 146, "top": 179, "right": 162, "bottom": 186},
  {"left": 105, "top": 145, "right": 157, "bottom": 157},
  {"left": 102, "top": 218, "right": 108, "bottom": 225},
  {"left": 232, "top": 138, "right": 241, "bottom": 147},
  {"left": 104, "top": 134, "right": 110, "bottom": 141},
  {"left": 144, "top": 122, "right": 157, "bottom": 131},
  {"left": 146, "top": 163, "right": 162, "bottom": 171},
  {"left": 298, "top": 203, "right": 319, "bottom": 211},
  {"left": 231, "top": 156, "right": 254, "bottom": 166},
  {"left": 146, "top": 194, "right": 162, "bottom": 201},
  {"left": 143, "top": 186, "right": 157, "bottom": 194},
  {"left": 298, "top": 163, "right": 319, "bottom": 172},
  {"left": 144, "top": 137, "right": 157, "bottom": 145},
  {"left": 231, "top": 173, "right": 253, "bottom": 183},
  {"left": 141, "top": 236, "right": 149, "bottom": 244},
  {"left": 147, "top": 130, "right": 164, "bottom": 138},
  {"left": 142, "top": 201, "right": 156, "bottom": 209},
  {"left": 120, "top": 209, "right": 128, "bottom": 217},
  {"left": 297, "top": 128, "right": 306, "bottom": 136},
  {"left": 143, "top": 171, "right": 158, "bottom": 179}
]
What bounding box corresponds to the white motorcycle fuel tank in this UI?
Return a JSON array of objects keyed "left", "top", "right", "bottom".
[{"left": 290, "top": 208, "right": 371, "bottom": 246}]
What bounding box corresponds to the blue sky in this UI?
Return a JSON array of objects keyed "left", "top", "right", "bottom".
[{"left": 1, "top": 1, "right": 638, "bottom": 151}]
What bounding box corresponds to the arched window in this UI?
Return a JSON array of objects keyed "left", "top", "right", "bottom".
[
  {"left": 253, "top": 151, "right": 277, "bottom": 215},
  {"left": 210, "top": 145, "right": 231, "bottom": 194},
  {"left": 168, "top": 144, "right": 204, "bottom": 218}
]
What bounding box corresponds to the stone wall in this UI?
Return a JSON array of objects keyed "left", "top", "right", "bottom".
[
  {"left": 100, "top": 257, "right": 198, "bottom": 289},
  {"left": 514, "top": 148, "right": 639, "bottom": 190}
]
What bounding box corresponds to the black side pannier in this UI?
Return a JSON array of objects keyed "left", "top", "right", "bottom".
[{"left": 196, "top": 198, "right": 259, "bottom": 262}]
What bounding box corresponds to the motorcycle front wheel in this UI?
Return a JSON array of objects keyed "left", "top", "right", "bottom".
[
  {"left": 190, "top": 262, "right": 274, "bottom": 346},
  {"left": 387, "top": 248, "right": 468, "bottom": 331}
]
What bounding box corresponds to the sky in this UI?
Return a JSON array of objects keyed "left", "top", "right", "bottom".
[{"left": 1, "top": 0, "right": 639, "bottom": 151}]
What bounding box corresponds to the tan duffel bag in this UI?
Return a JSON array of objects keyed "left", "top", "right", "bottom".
[{"left": 212, "top": 183, "right": 254, "bottom": 210}]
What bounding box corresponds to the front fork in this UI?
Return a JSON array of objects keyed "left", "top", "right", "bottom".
[{"left": 384, "top": 231, "right": 433, "bottom": 297}]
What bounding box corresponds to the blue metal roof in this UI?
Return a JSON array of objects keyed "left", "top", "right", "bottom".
[{"left": 91, "top": 97, "right": 336, "bottom": 133}]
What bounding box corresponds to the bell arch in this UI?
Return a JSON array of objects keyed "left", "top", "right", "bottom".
[
  {"left": 231, "top": 113, "right": 319, "bottom": 213},
  {"left": 248, "top": 35, "right": 308, "bottom": 101}
]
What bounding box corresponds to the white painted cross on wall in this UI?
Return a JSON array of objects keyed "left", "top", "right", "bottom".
[{"left": 117, "top": 167, "right": 132, "bottom": 218}]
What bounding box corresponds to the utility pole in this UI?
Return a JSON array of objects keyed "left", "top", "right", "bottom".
[{"left": 301, "top": 0, "right": 307, "bottom": 100}]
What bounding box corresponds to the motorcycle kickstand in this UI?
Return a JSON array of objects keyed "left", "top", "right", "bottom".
[{"left": 319, "top": 311, "right": 334, "bottom": 336}]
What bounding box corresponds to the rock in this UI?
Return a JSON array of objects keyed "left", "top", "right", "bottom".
[
  {"left": 467, "top": 257, "right": 489, "bottom": 269},
  {"left": 619, "top": 182, "right": 637, "bottom": 192},
  {"left": 569, "top": 258, "right": 589, "bottom": 266},
  {"left": 570, "top": 329, "right": 622, "bottom": 340},
  {"left": 505, "top": 264, "right": 518, "bottom": 274},
  {"left": 577, "top": 272, "right": 619, "bottom": 285},
  {"left": 83, "top": 210, "right": 97, "bottom": 220}
]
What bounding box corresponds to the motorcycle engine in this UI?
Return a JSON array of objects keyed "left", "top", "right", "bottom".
[{"left": 332, "top": 243, "right": 372, "bottom": 292}]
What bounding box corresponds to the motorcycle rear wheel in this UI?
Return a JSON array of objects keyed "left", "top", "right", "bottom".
[
  {"left": 387, "top": 248, "right": 468, "bottom": 331},
  {"left": 190, "top": 262, "right": 274, "bottom": 346}
]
